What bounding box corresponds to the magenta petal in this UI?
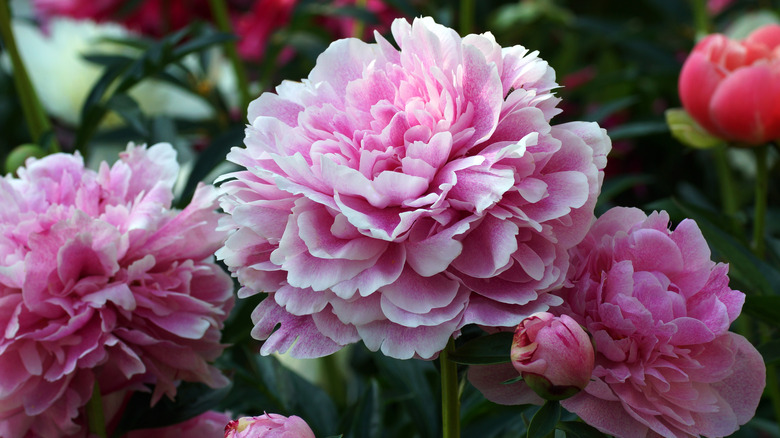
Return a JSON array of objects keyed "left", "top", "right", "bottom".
[
  {"left": 452, "top": 215, "right": 519, "bottom": 278},
  {"left": 710, "top": 64, "right": 780, "bottom": 144},
  {"left": 251, "top": 298, "right": 344, "bottom": 358},
  {"left": 379, "top": 269, "right": 462, "bottom": 314},
  {"left": 711, "top": 333, "right": 766, "bottom": 424},
  {"left": 678, "top": 51, "right": 726, "bottom": 136}
]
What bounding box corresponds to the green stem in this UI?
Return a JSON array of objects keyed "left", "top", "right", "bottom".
[
  {"left": 440, "top": 338, "right": 460, "bottom": 438},
  {"left": 749, "top": 144, "right": 779, "bottom": 432},
  {"left": 320, "top": 351, "right": 347, "bottom": 408},
  {"left": 763, "top": 340, "right": 780, "bottom": 435},
  {"left": 86, "top": 381, "right": 107, "bottom": 438},
  {"left": 459, "top": 0, "right": 475, "bottom": 36},
  {"left": 688, "top": 0, "right": 709, "bottom": 39},
  {"left": 713, "top": 145, "right": 738, "bottom": 216},
  {"left": 0, "top": 1, "right": 59, "bottom": 152},
  {"left": 208, "top": 0, "right": 251, "bottom": 120},
  {"left": 752, "top": 145, "right": 769, "bottom": 259}
]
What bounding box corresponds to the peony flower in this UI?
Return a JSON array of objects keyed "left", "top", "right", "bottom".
[
  {"left": 469, "top": 208, "right": 766, "bottom": 437},
  {"left": 125, "top": 410, "right": 233, "bottom": 438},
  {"left": 4, "top": 18, "right": 216, "bottom": 126},
  {"left": 0, "top": 143, "right": 234, "bottom": 438},
  {"left": 218, "top": 16, "right": 610, "bottom": 360},
  {"left": 224, "top": 413, "right": 315, "bottom": 438},
  {"left": 558, "top": 207, "right": 764, "bottom": 437},
  {"left": 678, "top": 24, "right": 780, "bottom": 145},
  {"left": 510, "top": 312, "right": 594, "bottom": 400}
]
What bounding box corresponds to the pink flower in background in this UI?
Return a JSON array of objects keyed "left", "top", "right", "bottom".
[
  {"left": 511, "top": 312, "right": 594, "bottom": 400},
  {"left": 125, "top": 410, "right": 233, "bottom": 438},
  {"left": 218, "top": 16, "right": 610, "bottom": 360},
  {"left": 224, "top": 413, "right": 315, "bottom": 438},
  {"left": 323, "top": 0, "right": 404, "bottom": 40},
  {"left": 557, "top": 207, "right": 764, "bottom": 437},
  {"left": 32, "top": 0, "right": 118, "bottom": 21},
  {"left": 707, "top": 0, "right": 735, "bottom": 15},
  {"left": 678, "top": 24, "right": 780, "bottom": 145},
  {"left": 0, "top": 144, "right": 234, "bottom": 438}
]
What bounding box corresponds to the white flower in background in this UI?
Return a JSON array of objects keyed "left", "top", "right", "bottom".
[{"left": 6, "top": 18, "right": 219, "bottom": 126}]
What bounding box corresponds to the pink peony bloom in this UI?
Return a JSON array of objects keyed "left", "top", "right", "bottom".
[
  {"left": 0, "top": 144, "right": 234, "bottom": 438},
  {"left": 511, "top": 312, "right": 594, "bottom": 400},
  {"left": 224, "top": 413, "right": 315, "bottom": 438},
  {"left": 125, "top": 410, "right": 233, "bottom": 438},
  {"left": 470, "top": 208, "right": 766, "bottom": 438},
  {"left": 218, "top": 16, "right": 610, "bottom": 359},
  {"left": 559, "top": 207, "right": 765, "bottom": 437},
  {"left": 678, "top": 24, "right": 780, "bottom": 145}
]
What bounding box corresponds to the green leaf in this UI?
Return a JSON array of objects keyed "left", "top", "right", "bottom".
[
  {"left": 448, "top": 332, "right": 513, "bottom": 365},
  {"left": 526, "top": 401, "right": 561, "bottom": 438},
  {"left": 177, "top": 125, "right": 243, "bottom": 207},
  {"left": 557, "top": 420, "right": 611, "bottom": 438},
  {"left": 585, "top": 96, "right": 638, "bottom": 123},
  {"left": 758, "top": 339, "right": 780, "bottom": 366},
  {"left": 373, "top": 354, "right": 439, "bottom": 438},
  {"left": 743, "top": 296, "right": 780, "bottom": 327},
  {"left": 172, "top": 32, "right": 235, "bottom": 59},
  {"left": 82, "top": 54, "right": 137, "bottom": 68},
  {"left": 340, "top": 380, "right": 381, "bottom": 438},
  {"left": 607, "top": 120, "right": 668, "bottom": 140},
  {"left": 597, "top": 174, "right": 655, "bottom": 205},
  {"left": 245, "top": 352, "right": 341, "bottom": 436},
  {"left": 665, "top": 108, "right": 722, "bottom": 149},
  {"left": 112, "top": 381, "right": 232, "bottom": 437},
  {"left": 104, "top": 94, "right": 148, "bottom": 137}
]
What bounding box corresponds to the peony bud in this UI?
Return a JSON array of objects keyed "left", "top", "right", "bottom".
[
  {"left": 4, "top": 143, "right": 46, "bottom": 175},
  {"left": 510, "top": 312, "right": 594, "bottom": 401},
  {"left": 224, "top": 413, "right": 316, "bottom": 438},
  {"left": 678, "top": 24, "right": 780, "bottom": 146}
]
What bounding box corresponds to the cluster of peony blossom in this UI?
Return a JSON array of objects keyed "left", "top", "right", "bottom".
[
  {"left": 0, "top": 15, "right": 768, "bottom": 438},
  {"left": 218, "top": 16, "right": 767, "bottom": 437}
]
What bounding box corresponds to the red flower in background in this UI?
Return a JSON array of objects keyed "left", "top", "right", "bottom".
[
  {"left": 234, "top": 0, "right": 297, "bottom": 61},
  {"left": 32, "top": 0, "right": 406, "bottom": 62},
  {"left": 33, "top": 0, "right": 212, "bottom": 37}
]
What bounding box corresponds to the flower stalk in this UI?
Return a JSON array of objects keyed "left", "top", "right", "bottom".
[
  {"left": 688, "top": 0, "right": 709, "bottom": 39},
  {"left": 459, "top": 0, "right": 475, "bottom": 36},
  {"left": 86, "top": 381, "right": 107, "bottom": 438},
  {"left": 713, "top": 145, "right": 738, "bottom": 217},
  {"left": 440, "top": 338, "right": 460, "bottom": 438},
  {"left": 0, "top": 1, "right": 59, "bottom": 152},
  {"left": 752, "top": 145, "right": 769, "bottom": 258},
  {"left": 208, "top": 0, "right": 251, "bottom": 120}
]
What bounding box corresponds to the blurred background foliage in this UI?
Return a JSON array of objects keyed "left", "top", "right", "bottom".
[{"left": 2, "top": 0, "right": 780, "bottom": 437}]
